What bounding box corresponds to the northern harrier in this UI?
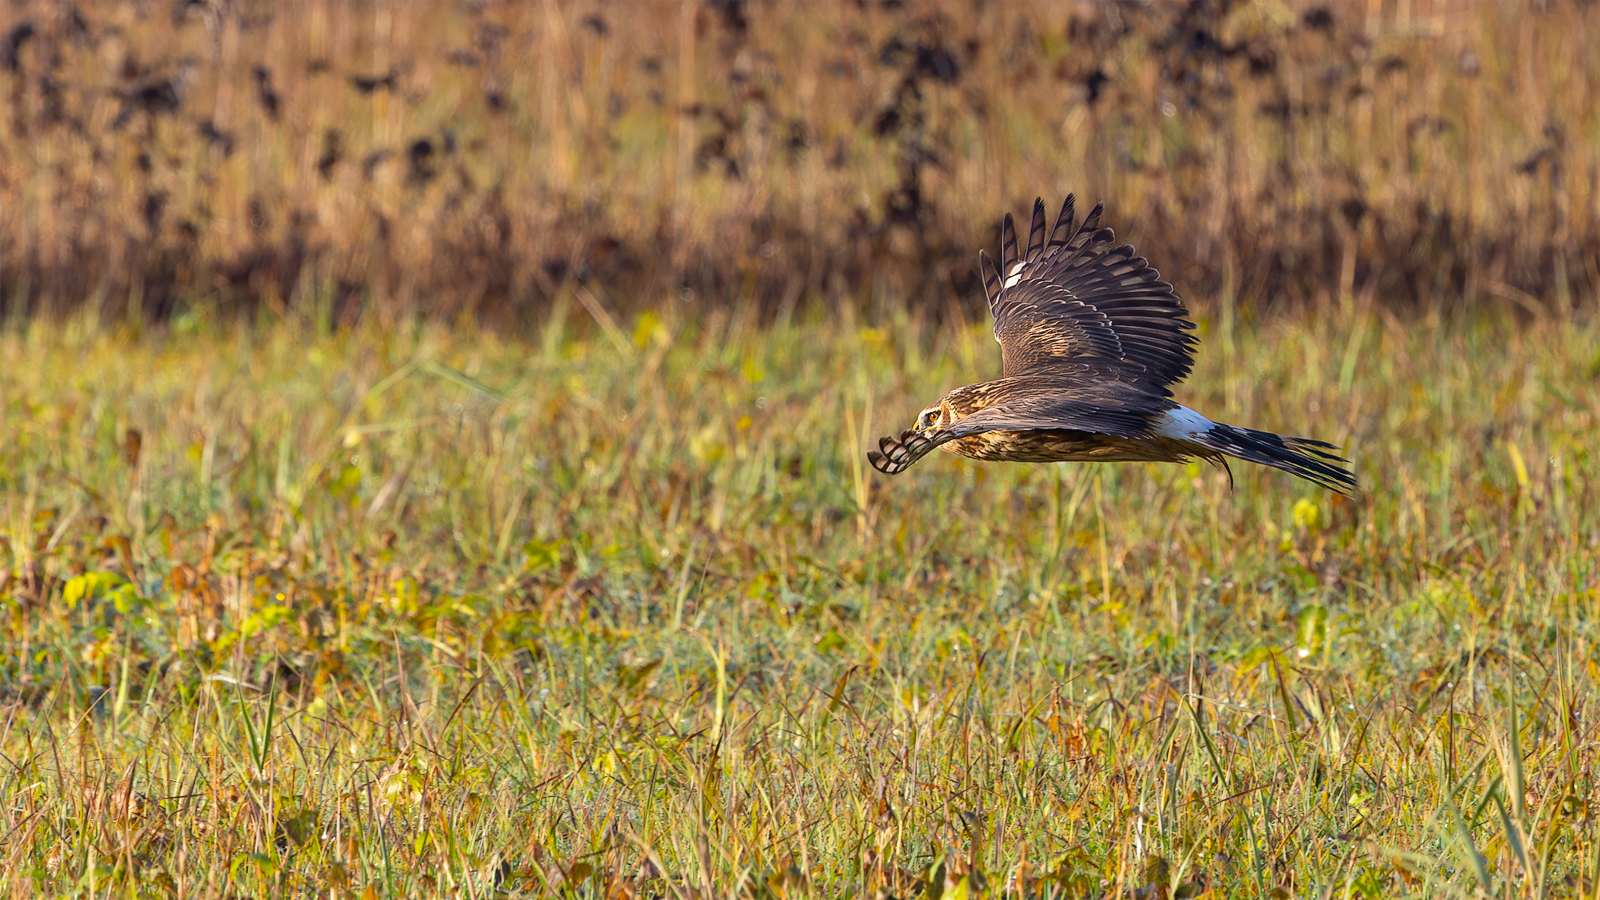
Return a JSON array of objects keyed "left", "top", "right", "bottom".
[{"left": 868, "top": 196, "right": 1357, "bottom": 495}]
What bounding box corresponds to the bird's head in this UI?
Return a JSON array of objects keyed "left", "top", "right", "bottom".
[{"left": 912, "top": 399, "right": 957, "bottom": 433}]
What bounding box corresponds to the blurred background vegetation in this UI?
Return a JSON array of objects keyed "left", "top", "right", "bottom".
[
  {"left": 7, "top": 4, "right": 1600, "bottom": 894},
  {"left": 2, "top": 0, "right": 1597, "bottom": 329}
]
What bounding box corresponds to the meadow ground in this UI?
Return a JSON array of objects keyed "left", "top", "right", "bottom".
[{"left": 3, "top": 300, "right": 1599, "bottom": 898}]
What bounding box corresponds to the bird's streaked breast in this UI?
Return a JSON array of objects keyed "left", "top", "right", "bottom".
[{"left": 943, "top": 429, "right": 1198, "bottom": 464}]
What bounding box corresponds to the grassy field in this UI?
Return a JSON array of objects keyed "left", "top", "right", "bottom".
[
  {"left": 5, "top": 1, "right": 1600, "bottom": 897},
  {"left": 2, "top": 299, "right": 1599, "bottom": 897}
]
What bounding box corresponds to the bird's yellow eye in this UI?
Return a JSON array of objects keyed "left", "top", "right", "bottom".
[{"left": 917, "top": 409, "right": 939, "bottom": 430}]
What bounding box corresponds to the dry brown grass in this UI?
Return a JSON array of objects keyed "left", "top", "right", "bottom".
[{"left": 1, "top": 0, "right": 1598, "bottom": 327}]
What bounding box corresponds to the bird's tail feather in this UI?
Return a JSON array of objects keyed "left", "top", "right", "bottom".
[{"left": 1196, "top": 423, "right": 1358, "bottom": 495}]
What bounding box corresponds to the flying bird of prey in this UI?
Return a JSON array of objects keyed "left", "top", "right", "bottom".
[{"left": 868, "top": 196, "right": 1357, "bottom": 494}]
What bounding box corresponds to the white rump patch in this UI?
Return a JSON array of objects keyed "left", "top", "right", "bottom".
[{"left": 1155, "top": 405, "right": 1214, "bottom": 440}]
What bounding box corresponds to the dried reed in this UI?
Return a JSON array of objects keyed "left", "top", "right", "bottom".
[{"left": 1, "top": 0, "right": 1596, "bottom": 327}]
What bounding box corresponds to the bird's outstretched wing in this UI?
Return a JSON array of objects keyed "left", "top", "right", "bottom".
[
  {"left": 868, "top": 428, "right": 955, "bottom": 474},
  {"left": 980, "top": 197, "right": 1196, "bottom": 390},
  {"left": 866, "top": 373, "right": 1160, "bottom": 475}
]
